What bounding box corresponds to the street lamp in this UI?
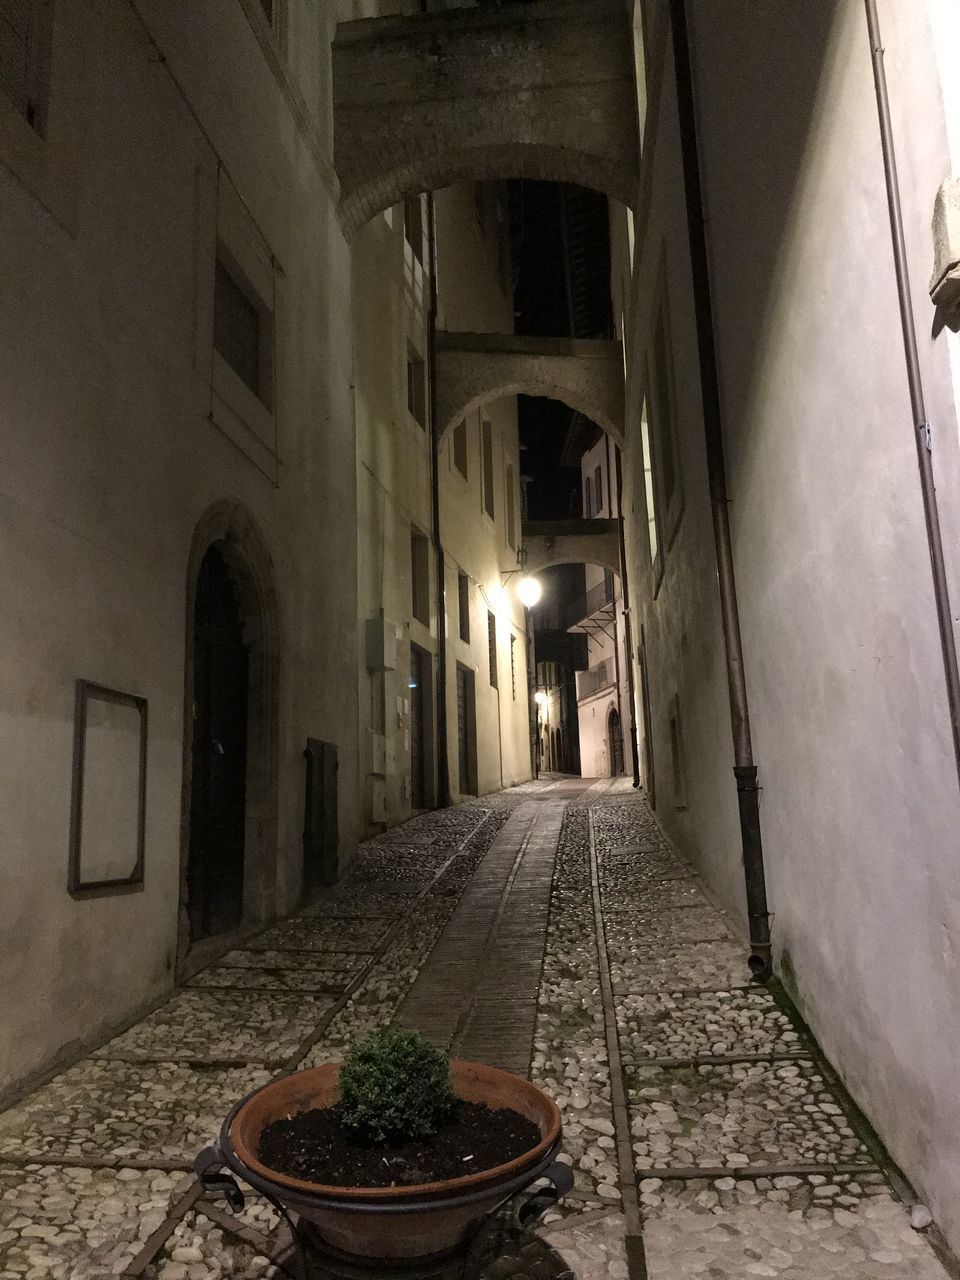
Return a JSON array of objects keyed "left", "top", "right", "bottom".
[{"left": 516, "top": 575, "right": 542, "bottom": 608}]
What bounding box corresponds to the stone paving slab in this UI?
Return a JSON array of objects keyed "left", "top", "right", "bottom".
[
  {"left": 0, "top": 1059, "right": 270, "bottom": 1162},
  {"left": 617, "top": 988, "right": 810, "bottom": 1062},
  {"left": 643, "top": 1182, "right": 950, "bottom": 1278},
  {"left": 599, "top": 847, "right": 694, "bottom": 883},
  {"left": 601, "top": 879, "right": 709, "bottom": 912},
  {"left": 349, "top": 850, "right": 446, "bottom": 882},
  {"left": 186, "top": 966, "right": 348, "bottom": 994},
  {"left": 625, "top": 1059, "right": 873, "bottom": 1172},
  {"left": 215, "top": 948, "right": 366, "bottom": 973},
  {"left": 538, "top": 1209, "right": 629, "bottom": 1280},
  {"left": 142, "top": 1209, "right": 279, "bottom": 1280},
  {"left": 0, "top": 1164, "right": 191, "bottom": 1279},
  {"left": 298, "top": 890, "right": 413, "bottom": 918},
  {"left": 609, "top": 938, "right": 751, "bottom": 993},
  {"left": 604, "top": 905, "right": 733, "bottom": 947},
  {"left": 247, "top": 919, "right": 389, "bottom": 953},
  {"left": 90, "top": 990, "right": 333, "bottom": 1064}
]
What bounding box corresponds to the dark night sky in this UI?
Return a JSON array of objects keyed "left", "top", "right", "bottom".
[{"left": 508, "top": 180, "right": 610, "bottom": 522}]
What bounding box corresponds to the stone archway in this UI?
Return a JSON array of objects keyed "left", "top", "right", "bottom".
[
  {"left": 522, "top": 522, "right": 622, "bottom": 578},
  {"left": 178, "top": 501, "right": 281, "bottom": 971},
  {"left": 435, "top": 333, "right": 625, "bottom": 445},
  {"left": 332, "top": 1, "right": 639, "bottom": 234}
]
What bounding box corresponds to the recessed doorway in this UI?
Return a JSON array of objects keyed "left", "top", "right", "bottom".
[{"left": 187, "top": 545, "right": 249, "bottom": 942}]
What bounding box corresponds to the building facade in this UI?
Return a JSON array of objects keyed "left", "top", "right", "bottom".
[
  {"left": 617, "top": 0, "right": 960, "bottom": 1250},
  {"left": 571, "top": 434, "right": 634, "bottom": 780},
  {"left": 0, "top": 0, "right": 530, "bottom": 1100}
]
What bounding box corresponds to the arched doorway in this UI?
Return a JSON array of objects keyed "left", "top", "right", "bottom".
[
  {"left": 187, "top": 546, "right": 249, "bottom": 942},
  {"left": 179, "top": 502, "right": 281, "bottom": 967},
  {"left": 608, "top": 706, "right": 624, "bottom": 778}
]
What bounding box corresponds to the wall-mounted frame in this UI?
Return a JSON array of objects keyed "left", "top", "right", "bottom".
[{"left": 69, "top": 680, "right": 147, "bottom": 897}]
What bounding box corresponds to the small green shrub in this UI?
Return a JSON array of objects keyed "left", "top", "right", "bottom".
[{"left": 338, "top": 1027, "right": 454, "bottom": 1144}]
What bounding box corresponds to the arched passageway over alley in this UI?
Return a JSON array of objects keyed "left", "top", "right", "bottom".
[
  {"left": 331, "top": 2, "right": 639, "bottom": 234},
  {"left": 435, "top": 333, "right": 625, "bottom": 445}
]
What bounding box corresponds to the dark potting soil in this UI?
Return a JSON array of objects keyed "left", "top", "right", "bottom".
[{"left": 258, "top": 1101, "right": 541, "bottom": 1188}]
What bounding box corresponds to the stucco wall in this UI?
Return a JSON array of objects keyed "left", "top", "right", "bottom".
[
  {"left": 0, "top": 0, "right": 378, "bottom": 1096},
  {"left": 622, "top": 0, "right": 960, "bottom": 1250},
  {"left": 352, "top": 179, "right": 531, "bottom": 830}
]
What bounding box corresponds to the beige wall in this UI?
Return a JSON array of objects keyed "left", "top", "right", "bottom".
[
  {"left": 352, "top": 178, "right": 531, "bottom": 829},
  {"left": 0, "top": 0, "right": 423, "bottom": 1097},
  {"left": 576, "top": 439, "right": 634, "bottom": 780},
  {"left": 437, "top": 185, "right": 531, "bottom": 799},
  {"left": 621, "top": 0, "right": 960, "bottom": 1249}
]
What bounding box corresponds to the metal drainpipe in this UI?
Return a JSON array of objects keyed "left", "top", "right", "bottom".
[
  {"left": 426, "top": 191, "right": 450, "bottom": 809},
  {"left": 864, "top": 0, "right": 960, "bottom": 786},
  {"left": 669, "top": 0, "right": 771, "bottom": 978},
  {"left": 614, "top": 449, "right": 642, "bottom": 788},
  {"left": 604, "top": 434, "right": 626, "bottom": 762}
]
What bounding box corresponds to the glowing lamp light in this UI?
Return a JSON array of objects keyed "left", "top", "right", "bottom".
[
  {"left": 516, "top": 575, "right": 542, "bottom": 608},
  {"left": 534, "top": 691, "right": 548, "bottom": 706}
]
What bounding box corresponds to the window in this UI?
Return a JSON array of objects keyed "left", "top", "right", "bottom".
[
  {"left": 458, "top": 572, "right": 470, "bottom": 643},
  {"left": 481, "top": 420, "right": 495, "bottom": 519},
  {"left": 639, "top": 396, "right": 661, "bottom": 588},
  {"left": 649, "top": 293, "right": 683, "bottom": 545},
  {"left": 505, "top": 463, "right": 516, "bottom": 549},
  {"left": 453, "top": 420, "right": 468, "bottom": 478},
  {"left": 594, "top": 465, "right": 604, "bottom": 515},
  {"left": 584, "top": 474, "right": 592, "bottom": 518},
  {"left": 510, "top": 635, "right": 517, "bottom": 699},
  {"left": 214, "top": 251, "right": 272, "bottom": 408},
  {"left": 411, "top": 527, "right": 430, "bottom": 626},
  {"left": 1, "top": 0, "right": 53, "bottom": 134},
  {"left": 473, "top": 183, "right": 485, "bottom": 237},
  {"left": 487, "top": 611, "right": 498, "bottom": 687},
  {"left": 407, "top": 345, "right": 426, "bottom": 428},
  {"left": 404, "top": 195, "right": 424, "bottom": 267}
]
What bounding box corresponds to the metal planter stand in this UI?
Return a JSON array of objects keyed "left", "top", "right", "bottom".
[{"left": 195, "top": 1097, "right": 573, "bottom": 1280}]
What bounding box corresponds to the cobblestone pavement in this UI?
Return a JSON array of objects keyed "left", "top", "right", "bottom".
[{"left": 0, "top": 781, "right": 953, "bottom": 1280}]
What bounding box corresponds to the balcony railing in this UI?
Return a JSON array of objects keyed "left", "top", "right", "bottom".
[
  {"left": 577, "top": 660, "right": 615, "bottom": 701},
  {"left": 564, "top": 575, "right": 615, "bottom": 630}
]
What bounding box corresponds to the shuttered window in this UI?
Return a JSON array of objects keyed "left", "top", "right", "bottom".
[
  {"left": 1, "top": 0, "right": 53, "bottom": 134},
  {"left": 506, "top": 462, "right": 516, "bottom": 549},
  {"left": 453, "top": 420, "right": 468, "bottom": 478},
  {"left": 214, "top": 256, "right": 269, "bottom": 405},
  {"left": 487, "top": 611, "right": 498, "bottom": 687},
  {"left": 458, "top": 572, "right": 470, "bottom": 643},
  {"left": 482, "top": 420, "right": 495, "bottom": 519}
]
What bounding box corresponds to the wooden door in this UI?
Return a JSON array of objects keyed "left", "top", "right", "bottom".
[{"left": 188, "top": 547, "right": 248, "bottom": 941}]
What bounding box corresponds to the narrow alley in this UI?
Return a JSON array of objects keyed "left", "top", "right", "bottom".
[{"left": 0, "top": 781, "right": 950, "bottom": 1280}]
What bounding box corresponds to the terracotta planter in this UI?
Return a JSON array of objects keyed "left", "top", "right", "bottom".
[{"left": 205, "top": 1059, "right": 567, "bottom": 1263}]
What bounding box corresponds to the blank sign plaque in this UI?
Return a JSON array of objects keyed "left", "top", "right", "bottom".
[{"left": 69, "top": 680, "right": 147, "bottom": 895}]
